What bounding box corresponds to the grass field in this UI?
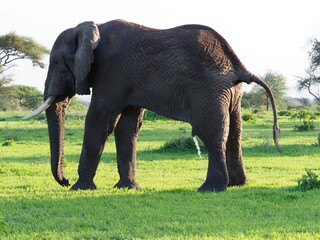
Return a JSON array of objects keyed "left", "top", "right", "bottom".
[{"left": 0, "top": 110, "right": 320, "bottom": 239}]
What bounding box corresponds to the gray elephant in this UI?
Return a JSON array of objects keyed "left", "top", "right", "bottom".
[{"left": 25, "top": 20, "right": 280, "bottom": 192}]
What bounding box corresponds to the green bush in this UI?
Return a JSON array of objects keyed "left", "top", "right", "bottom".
[
  {"left": 143, "top": 110, "right": 168, "bottom": 121},
  {"left": 68, "top": 97, "right": 88, "bottom": 111},
  {"left": 2, "top": 140, "right": 16, "bottom": 146},
  {"left": 294, "top": 122, "right": 315, "bottom": 131},
  {"left": 297, "top": 169, "right": 320, "bottom": 191},
  {"left": 0, "top": 85, "right": 43, "bottom": 111},
  {"left": 315, "top": 105, "right": 320, "bottom": 116},
  {"left": 242, "top": 112, "right": 256, "bottom": 122},
  {"left": 291, "top": 108, "right": 316, "bottom": 131},
  {"left": 278, "top": 110, "right": 293, "bottom": 116},
  {"left": 159, "top": 136, "right": 206, "bottom": 152},
  {"left": 252, "top": 109, "right": 259, "bottom": 114}
]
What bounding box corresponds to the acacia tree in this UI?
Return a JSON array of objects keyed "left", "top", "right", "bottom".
[
  {"left": 0, "top": 32, "right": 49, "bottom": 88},
  {"left": 0, "top": 66, "right": 12, "bottom": 87},
  {"left": 0, "top": 32, "right": 49, "bottom": 69},
  {"left": 0, "top": 33, "right": 49, "bottom": 110},
  {"left": 297, "top": 39, "right": 320, "bottom": 103}
]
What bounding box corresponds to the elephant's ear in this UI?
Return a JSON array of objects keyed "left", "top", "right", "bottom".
[{"left": 74, "top": 21, "right": 100, "bottom": 95}]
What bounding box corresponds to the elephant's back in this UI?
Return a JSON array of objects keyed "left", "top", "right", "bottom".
[{"left": 97, "top": 20, "right": 247, "bottom": 85}]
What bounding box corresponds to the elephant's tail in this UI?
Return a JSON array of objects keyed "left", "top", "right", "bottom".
[{"left": 239, "top": 71, "right": 282, "bottom": 152}]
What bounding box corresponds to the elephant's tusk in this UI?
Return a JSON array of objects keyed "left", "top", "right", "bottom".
[{"left": 23, "top": 96, "right": 57, "bottom": 120}]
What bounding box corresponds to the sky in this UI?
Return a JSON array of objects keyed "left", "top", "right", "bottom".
[{"left": 1, "top": 0, "right": 320, "bottom": 99}]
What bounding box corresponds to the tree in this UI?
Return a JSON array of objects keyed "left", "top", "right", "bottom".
[
  {"left": 242, "top": 90, "right": 261, "bottom": 109},
  {"left": 13, "top": 85, "right": 43, "bottom": 110},
  {"left": 0, "top": 85, "right": 19, "bottom": 111},
  {"left": 0, "top": 32, "right": 49, "bottom": 71},
  {"left": 243, "top": 71, "right": 287, "bottom": 110},
  {"left": 0, "top": 33, "right": 49, "bottom": 111},
  {"left": 0, "top": 65, "right": 13, "bottom": 87},
  {"left": 296, "top": 39, "right": 320, "bottom": 103},
  {"left": 0, "top": 85, "right": 43, "bottom": 111}
]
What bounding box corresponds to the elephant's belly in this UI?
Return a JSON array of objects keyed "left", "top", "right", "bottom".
[
  {"left": 153, "top": 109, "right": 192, "bottom": 123},
  {"left": 128, "top": 94, "right": 191, "bottom": 123}
]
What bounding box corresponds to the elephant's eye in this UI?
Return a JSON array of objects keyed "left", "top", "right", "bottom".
[
  {"left": 52, "top": 56, "right": 63, "bottom": 66},
  {"left": 51, "top": 59, "right": 60, "bottom": 66}
]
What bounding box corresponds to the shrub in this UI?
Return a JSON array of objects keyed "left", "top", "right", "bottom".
[
  {"left": 297, "top": 169, "right": 320, "bottom": 191},
  {"left": 278, "top": 110, "right": 293, "bottom": 116},
  {"left": 143, "top": 110, "right": 168, "bottom": 121},
  {"left": 242, "top": 112, "right": 256, "bottom": 122},
  {"left": 252, "top": 109, "right": 259, "bottom": 114},
  {"left": 291, "top": 108, "right": 316, "bottom": 131},
  {"left": 294, "top": 122, "right": 315, "bottom": 131},
  {"left": 315, "top": 105, "right": 320, "bottom": 116},
  {"left": 159, "top": 136, "right": 206, "bottom": 152},
  {"left": 68, "top": 97, "right": 88, "bottom": 111},
  {"left": 2, "top": 140, "right": 16, "bottom": 146}
]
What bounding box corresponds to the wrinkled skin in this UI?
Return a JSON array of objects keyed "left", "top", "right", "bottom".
[{"left": 38, "top": 20, "right": 280, "bottom": 192}]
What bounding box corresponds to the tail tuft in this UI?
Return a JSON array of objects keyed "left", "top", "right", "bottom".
[{"left": 273, "top": 124, "right": 282, "bottom": 152}]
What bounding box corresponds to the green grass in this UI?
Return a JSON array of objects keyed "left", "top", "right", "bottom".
[{"left": 0, "top": 110, "right": 320, "bottom": 239}]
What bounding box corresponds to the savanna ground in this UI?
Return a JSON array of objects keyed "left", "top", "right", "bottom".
[{"left": 0, "top": 109, "right": 319, "bottom": 240}]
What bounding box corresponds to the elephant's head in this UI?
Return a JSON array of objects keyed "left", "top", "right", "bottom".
[{"left": 24, "top": 22, "right": 100, "bottom": 186}]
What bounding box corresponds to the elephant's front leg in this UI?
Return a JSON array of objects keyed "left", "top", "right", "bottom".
[
  {"left": 71, "top": 107, "right": 119, "bottom": 190},
  {"left": 113, "top": 106, "right": 144, "bottom": 189},
  {"left": 226, "top": 104, "right": 246, "bottom": 187}
]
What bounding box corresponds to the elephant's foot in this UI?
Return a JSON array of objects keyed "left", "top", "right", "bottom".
[
  {"left": 197, "top": 182, "right": 227, "bottom": 192},
  {"left": 113, "top": 179, "right": 140, "bottom": 189},
  {"left": 228, "top": 174, "right": 247, "bottom": 187},
  {"left": 70, "top": 179, "right": 97, "bottom": 190},
  {"left": 228, "top": 178, "right": 247, "bottom": 187}
]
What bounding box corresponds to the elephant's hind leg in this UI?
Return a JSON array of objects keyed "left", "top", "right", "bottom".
[
  {"left": 192, "top": 105, "right": 230, "bottom": 192},
  {"left": 226, "top": 104, "right": 246, "bottom": 187},
  {"left": 113, "top": 106, "right": 144, "bottom": 189}
]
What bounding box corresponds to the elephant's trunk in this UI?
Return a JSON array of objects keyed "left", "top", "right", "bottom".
[{"left": 45, "top": 95, "right": 71, "bottom": 186}]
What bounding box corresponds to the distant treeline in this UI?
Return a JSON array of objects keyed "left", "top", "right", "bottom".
[{"left": 0, "top": 85, "right": 87, "bottom": 111}]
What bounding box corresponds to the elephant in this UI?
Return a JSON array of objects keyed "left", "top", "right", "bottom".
[{"left": 24, "top": 20, "right": 280, "bottom": 192}]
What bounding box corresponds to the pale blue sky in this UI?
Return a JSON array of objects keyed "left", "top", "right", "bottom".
[{"left": 1, "top": 0, "right": 320, "bottom": 98}]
